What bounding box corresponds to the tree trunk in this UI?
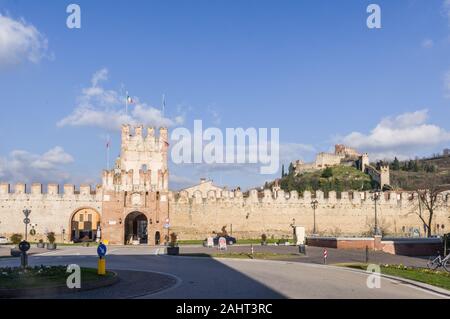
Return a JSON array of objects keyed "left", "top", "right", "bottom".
[{"left": 427, "top": 209, "right": 433, "bottom": 238}]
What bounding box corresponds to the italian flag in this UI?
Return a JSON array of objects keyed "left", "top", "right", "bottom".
[{"left": 127, "top": 95, "right": 134, "bottom": 104}]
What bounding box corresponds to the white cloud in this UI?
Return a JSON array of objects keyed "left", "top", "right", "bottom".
[
  {"left": 169, "top": 174, "right": 199, "bottom": 190},
  {"left": 0, "top": 147, "right": 74, "bottom": 184},
  {"left": 58, "top": 69, "right": 184, "bottom": 131},
  {"left": 421, "top": 38, "right": 434, "bottom": 49},
  {"left": 279, "top": 143, "right": 316, "bottom": 164},
  {"left": 340, "top": 110, "right": 450, "bottom": 160},
  {"left": 0, "top": 14, "right": 49, "bottom": 66}
]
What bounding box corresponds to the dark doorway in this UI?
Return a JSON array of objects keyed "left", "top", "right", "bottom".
[
  {"left": 124, "top": 212, "right": 148, "bottom": 244},
  {"left": 155, "top": 231, "right": 161, "bottom": 245}
]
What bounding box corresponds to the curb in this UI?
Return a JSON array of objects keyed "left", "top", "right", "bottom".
[
  {"left": 0, "top": 271, "right": 119, "bottom": 299},
  {"left": 338, "top": 266, "right": 450, "bottom": 298}
]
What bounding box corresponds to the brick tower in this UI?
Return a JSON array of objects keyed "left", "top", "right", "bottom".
[{"left": 100, "top": 124, "right": 170, "bottom": 245}]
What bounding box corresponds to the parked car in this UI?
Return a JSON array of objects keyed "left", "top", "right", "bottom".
[
  {"left": 213, "top": 236, "right": 237, "bottom": 246},
  {"left": 0, "top": 236, "right": 9, "bottom": 245}
]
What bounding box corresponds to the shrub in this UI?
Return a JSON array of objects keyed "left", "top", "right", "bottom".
[
  {"left": 10, "top": 234, "right": 22, "bottom": 245},
  {"left": 321, "top": 167, "right": 333, "bottom": 178},
  {"left": 47, "top": 232, "right": 56, "bottom": 244},
  {"left": 261, "top": 234, "right": 267, "bottom": 242},
  {"left": 169, "top": 232, "right": 178, "bottom": 247}
]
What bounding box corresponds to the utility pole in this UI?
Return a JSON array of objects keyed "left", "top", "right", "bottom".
[
  {"left": 371, "top": 190, "right": 381, "bottom": 236},
  {"left": 311, "top": 200, "right": 318, "bottom": 235}
]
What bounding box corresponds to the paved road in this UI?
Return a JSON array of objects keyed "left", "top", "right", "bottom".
[
  {"left": 0, "top": 246, "right": 446, "bottom": 299},
  {"left": 179, "top": 245, "right": 430, "bottom": 268}
]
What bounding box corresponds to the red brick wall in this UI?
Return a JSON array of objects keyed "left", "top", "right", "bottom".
[{"left": 307, "top": 237, "right": 443, "bottom": 256}]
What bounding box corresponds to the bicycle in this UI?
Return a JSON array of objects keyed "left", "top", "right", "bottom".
[{"left": 427, "top": 252, "right": 450, "bottom": 272}]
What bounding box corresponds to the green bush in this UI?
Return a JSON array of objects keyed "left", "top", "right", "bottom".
[
  {"left": 46, "top": 232, "right": 56, "bottom": 244},
  {"left": 321, "top": 167, "right": 333, "bottom": 178},
  {"left": 10, "top": 233, "right": 22, "bottom": 245},
  {"left": 169, "top": 232, "right": 178, "bottom": 247}
]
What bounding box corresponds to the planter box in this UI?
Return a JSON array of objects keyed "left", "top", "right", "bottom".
[
  {"left": 167, "top": 247, "right": 179, "bottom": 255},
  {"left": 46, "top": 243, "right": 57, "bottom": 250},
  {"left": 37, "top": 243, "right": 45, "bottom": 248},
  {"left": 10, "top": 249, "right": 21, "bottom": 257}
]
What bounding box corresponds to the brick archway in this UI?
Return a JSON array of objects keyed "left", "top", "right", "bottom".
[
  {"left": 124, "top": 211, "right": 148, "bottom": 245},
  {"left": 69, "top": 207, "right": 101, "bottom": 243}
]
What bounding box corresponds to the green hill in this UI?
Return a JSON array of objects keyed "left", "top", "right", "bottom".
[
  {"left": 274, "top": 166, "right": 374, "bottom": 194},
  {"left": 389, "top": 156, "right": 450, "bottom": 190}
]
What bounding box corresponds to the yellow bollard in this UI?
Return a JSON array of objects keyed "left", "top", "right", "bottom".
[{"left": 98, "top": 257, "right": 106, "bottom": 275}]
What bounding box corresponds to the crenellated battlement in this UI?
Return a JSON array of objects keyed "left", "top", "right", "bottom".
[
  {"left": 121, "top": 124, "right": 168, "bottom": 148},
  {"left": 170, "top": 189, "right": 449, "bottom": 208},
  {"left": 0, "top": 182, "right": 101, "bottom": 199}
]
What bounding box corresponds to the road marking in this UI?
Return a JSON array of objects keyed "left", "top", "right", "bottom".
[{"left": 107, "top": 249, "right": 119, "bottom": 255}]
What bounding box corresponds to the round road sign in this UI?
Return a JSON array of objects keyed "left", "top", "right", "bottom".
[
  {"left": 19, "top": 241, "right": 31, "bottom": 252},
  {"left": 97, "top": 243, "right": 107, "bottom": 257}
]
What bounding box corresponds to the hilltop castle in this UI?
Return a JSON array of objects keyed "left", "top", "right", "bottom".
[
  {"left": 0, "top": 125, "right": 448, "bottom": 244},
  {"left": 292, "top": 144, "right": 391, "bottom": 189}
]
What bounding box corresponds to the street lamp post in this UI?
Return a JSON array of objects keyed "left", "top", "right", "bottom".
[
  {"left": 370, "top": 191, "right": 381, "bottom": 236},
  {"left": 311, "top": 200, "right": 318, "bottom": 235},
  {"left": 23, "top": 209, "right": 31, "bottom": 241}
]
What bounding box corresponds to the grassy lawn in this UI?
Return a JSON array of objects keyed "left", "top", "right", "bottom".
[
  {"left": 179, "top": 252, "right": 301, "bottom": 260},
  {"left": 0, "top": 266, "right": 114, "bottom": 289},
  {"left": 338, "top": 263, "right": 450, "bottom": 291}
]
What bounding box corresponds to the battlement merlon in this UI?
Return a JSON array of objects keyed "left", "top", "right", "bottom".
[
  {"left": 0, "top": 183, "right": 101, "bottom": 197},
  {"left": 121, "top": 124, "right": 168, "bottom": 141},
  {"left": 170, "top": 189, "right": 449, "bottom": 207}
]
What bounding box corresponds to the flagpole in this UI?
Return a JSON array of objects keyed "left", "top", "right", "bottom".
[
  {"left": 106, "top": 135, "right": 110, "bottom": 170},
  {"left": 162, "top": 94, "right": 166, "bottom": 118}
]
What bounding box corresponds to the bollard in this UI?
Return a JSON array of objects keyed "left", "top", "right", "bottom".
[
  {"left": 299, "top": 244, "right": 306, "bottom": 255},
  {"left": 98, "top": 257, "right": 106, "bottom": 275},
  {"left": 365, "top": 245, "right": 369, "bottom": 263},
  {"left": 323, "top": 249, "right": 328, "bottom": 264}
]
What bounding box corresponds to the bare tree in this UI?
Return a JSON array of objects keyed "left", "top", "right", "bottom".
[{"left": 411, "top": 174, "right": 448, "bottom": 238}]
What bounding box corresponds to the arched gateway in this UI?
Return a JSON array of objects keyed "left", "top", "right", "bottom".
[
  {"left": 124, "top": 212, "right": 148, "bottom": 244},
  {"left": 70, "top": 208, "right": 101, "bottom": 242}
]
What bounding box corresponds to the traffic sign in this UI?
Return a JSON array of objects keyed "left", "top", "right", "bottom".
[
  {"left": 19, "top": 241, "right": 31, "bottom": 252},
  {"left": 163, "top": 223, "right": 170, "bottom": 229},
  {"left": 97, "top": 243, "right": 107, "bottom": 257},
  {"left": 23, "top": 218, "right": 30, "bottom": 224}
]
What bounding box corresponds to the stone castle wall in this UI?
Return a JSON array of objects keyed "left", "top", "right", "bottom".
[
  {"left": 0, "top": 183, "right": 102, "bottom": 241},
  {"left": 1, "top": 187, "right": 449, "bottom": 243},
  {"left": 169, "top": 189, "right": 450, "bottom": 241}
]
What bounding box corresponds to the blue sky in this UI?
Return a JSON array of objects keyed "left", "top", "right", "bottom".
[{"left": 0, "top": 0, "right": 450, "bottom": 190}]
